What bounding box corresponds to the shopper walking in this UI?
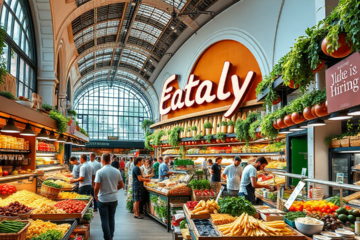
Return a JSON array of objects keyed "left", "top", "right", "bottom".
[
  {"left": 222, "top": 156, "right": 242, "bottom": 196},
  {"left": 239, "top": 157, "right": 272, "bottom": 204},
  {"left": 211, "top": 157, "right": 222, "bottom": 194},
  {"left": 71, "top": 154, "right": 94, "bottom": 195},
  {"left": 69, "top": 156, "right": 81, "bottom": 193},
  {"left": 89, "top": 153, "right": 102, "bottom": 212},
  {"left": 94, "top": 153, "right": 124, "bottom": 240},
  {"left": 132, "top": 157, "right": 150, "bottom": 219},
  {"left": 111, "top": 155, "right": 120, "bottom": 170},
  {"left": 159, "top": 157, "right": 172, "bottom": 180},
  {"left": 153, "top": 157, "right": 161, "bottom": 179}
]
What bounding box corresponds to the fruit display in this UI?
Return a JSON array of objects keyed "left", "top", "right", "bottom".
[
  {"left": 186, "top": 201, "right": 198, "bottom": 210},
  {"left": 54, "top": 200, "right": 87, "bottom": 213},
  {"left": 0, "top": 220, "right": 27, "bottom": 233},
  {"left": 0, "top": 183, "right": 16, "bottom": 195},
  {"left": 36, "top": 141, "right": 56, "bottom": 152},
  {"left": 32, "top": 203, "right": 65, "bottom": 214},
  {"left": 217, "top": 213, "right": 295, "bottom": 237},
  {"left": 335, "top": 206, "right": 359, "bottom": 226},
  {"left": 193, "top": 189, "right": 216, "bottom": 197},
  {"left": 266, "top": 161, "right": 287, "bottom": 169},
  {"left": 0, "top": 190, "right": 56, "bottom": 208},
  {"left": 162, "top": 149, "right": 180, "bottom": 155},
  {"left": 288, "top": 200, "right": 339, "bottom": 215},
  {"left": 190, "top": 200, "right": 220, "bottom": 215},
  {"left": 0, "top": 135, "right": 29, "bottom": 150},
  {"left": 321, "top": 214, "right": 342, "bottom": 231},
  {"left": 26, "top": 219, "right": 71, "bottom": 240},
  {"left": 0, "top": 202, "right": 32, "bottom": 216},
  {"left": 168, "top": 184, "right": 191, "bottom": 194},
  {"left": 36, "top": 157, "right": 57, "bottom": 165},
  {"left": 58, "top": 192, "right": 90, "bottom": 200}
]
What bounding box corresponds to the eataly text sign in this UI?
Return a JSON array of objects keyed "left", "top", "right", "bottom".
[{"left": 159, "top": 61, "right": 256, "bottom": 118}]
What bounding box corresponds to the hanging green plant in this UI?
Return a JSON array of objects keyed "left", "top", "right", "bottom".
[
  {"left": 49, "top": 110, "right": 69, "bottom": 134},
  {"left": 169, "top": 127, "right": 184, "bottom": 147},
  {"left": 145, "top": 134, "right": 154, "bottom": 151},
  {"left": 141, "top": 119, "right": 154, "bottom": 135},
  {"left": 67, "top": 109, "right": 77, "bottom": 117},
  {"left": 179, "top": 145, "right": 186, "bottom": 159},
  {"left": 194, "top": 134, "right": 202, "bottom": 140},
  {"left": 311, "top": 89, "right": 327, "bottom": 106},
  {"left": 205, "top": 134, "right": 213, "bottom": 143},
  {"left": 260, "top": 111, "right": 279, "bottom": 140},
  {"left": 249, "top": 119, "right": 261, "bottom": 140},
  {"left": 153, "top": 130, "right": 165, "bottom": 146},
  {"left": 234, "top": 119, "right": 246, "bottom": 141},
  {"left": 216, "top": 132, "right": 225, "bottom": 141},
  {"left": 80, "top": 127, "right": 89, "bottom": 137}
]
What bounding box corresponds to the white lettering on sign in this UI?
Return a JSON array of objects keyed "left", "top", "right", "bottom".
[
  {"left": 159, "top": 61, "right": 256, "bottom": 118},
  {"left": 330, "top": 63, "right": 359, "bottom": 97}
]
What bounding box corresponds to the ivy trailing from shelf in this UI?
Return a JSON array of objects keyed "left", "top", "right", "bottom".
[
  {"left": 168, "top": 126, "right": 184, "bottom": 147},
  {"left": 249, "top": 119, "right": 261, "bottom": 140},
  {"left": 205, "top": 134, "right": 213, "bottom": 143},
  {"left": 80, "top": 127, "right": 89, "bottom": 137},
  {"left": 49, "top": 110, "right": 69, "bottom": 134},
  {"left": 194, "top": 134, "right": 202, "bottom": 141},
  {"left": 141, "top": 119, "right": 154, "bottom": 136},
  {"left": 215, "top": 132, "right": 225, "bottom": 142},
  {"left": 235, "top": 112, "right": 261, "bottom": 145},
  {"left": 145, "top": 134, "right": 154, "bottom": 151},
  {"left": 153, "top": 130, "right": 165, "bottom": 147}
]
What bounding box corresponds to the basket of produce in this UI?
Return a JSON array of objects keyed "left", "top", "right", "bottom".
[
  {"left": 40, "top": 180, "right": 63, "bottom": 200},
  {"left": 350, "top": 136, "right": 360, "bottom": 147},
  {"left": 0, "top": 220, "right": 30, "bottom": 240},
  {"left": 340, "top": 136, "right": 350, "bottom": 147},
  {"left": 0, "top": 202, "right": 33, "bottom": 220},
  {"left": 330, "top": 139, "right": 341, "bottom": 148}
]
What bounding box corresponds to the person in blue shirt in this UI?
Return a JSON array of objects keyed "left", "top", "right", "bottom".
[
  {"left": 69, "top": 156, "right": 81, "bottom": 193},
  {"left": 132, "top": 157, "right": 150, "bottom": 219},
  {"left": 159, "top": 157, "right": 173, "bottom": 180}
]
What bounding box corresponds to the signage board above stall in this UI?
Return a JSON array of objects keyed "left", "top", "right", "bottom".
[
  {"left": 326, "top": 52, "right": 360, "bottom": 113},
  {"left": 159, "top": 40, "right": 263, "bottom": 122}
]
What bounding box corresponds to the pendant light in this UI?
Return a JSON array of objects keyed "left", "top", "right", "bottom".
[
  {"left": 20, "top": 123, "right": 35, "bottom": 136},
  {"left": 279, "top": 128, "right": 292, "bottom": 134},
  {"left": 348, "top": 106, "right": 360, "bottom": 116},
  {"left": 64, "top": 137, "right": 73, "bottom": 145},
  {"left": 1, "top": 118, "right": 20, "bottom": 133},
  {"left": 37, "top": 128, "right": 49, "bottom": 139},
  {"left": 48, "top": 131, "right": 57, "bottom": 141},
  {"left": 56, "top": 134, "right": 66, "bottom": 143},
  {"left": 289, "top": 126, "right": 303, "bottom": 132},
  {"left": 307, "top": 119, "right": 326, "bottom": 127},
  {"left": 328, "top": 111, "right": 353, "bottom": 121}
]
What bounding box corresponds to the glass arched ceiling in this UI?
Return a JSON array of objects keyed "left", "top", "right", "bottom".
[
  {"left": 73, "top": 81, "right": 152, "bottom": 141},
  {"left": 71, "top": 0, "right": 233, "bottom": 104}
]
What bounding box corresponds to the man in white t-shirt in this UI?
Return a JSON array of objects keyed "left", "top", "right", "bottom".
[
  {"left": 71, "top": 154, "right": 94, "bottom": 195},
  {"left": 95, "top": 153, "right": 124, "bottom": 240},
  {"left": 88, "top": 153, "right": 102, "bottom": 211},
  {"left": 222, "top": 156, "right": 243, "bottom": 196}
]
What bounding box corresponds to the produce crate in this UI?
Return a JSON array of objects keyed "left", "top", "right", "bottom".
[
  {"left": 71, "top": 224, "right": 89, "bottom": 240},
  {"left": 183, "top": 204, "right": 210, "bottom": 220},
  {"left": 30, "top": 200, "right": 91, "bottom": 220},
  {"left": 0, "top": 220, "right": 30, "bottom": 240},
  {"left": 284, "top": 218, "right": 296, "bottom": 229},
  {"left": 50, "top": 220, "right": 78, "bottom": 240}
]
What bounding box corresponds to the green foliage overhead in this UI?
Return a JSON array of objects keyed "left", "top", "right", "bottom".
[
  {"left": 0, "top": 26, "right": 8, "bottom": 86},
  {"left": 67, "top": 109, "right": 77, "bottom": 117},
  {"left": 145, "top": 134, "right": 154, "bottom": 151},
  {"left": 205, "top": 134, "right": 213, "bottom": 143},
  {"left": 0, "top": 91, "right": 17, "bottom": 100},
  {"left": 49, "top": 110, "right": 69, "bottom": 134},
  {"left": 168, "top": 127, "right": 184, "bottom": 147}
]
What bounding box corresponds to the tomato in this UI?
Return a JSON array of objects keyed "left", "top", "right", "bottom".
[
  {"left": 324, "top": 205, "right": 330, "bottom": 210},
  {"left": 345, "top": 205, "right": 351, "bottom": 210},
  {"left": 331, "top": 205, "right": 338, "bottom": 211},
  {"left": 1, "top": 191, "right": 6, "bottom": 195},
  {"left": 295, "top": 206, "right": 302, "bottom": 212},
  {"left": 289, "top": 206, "right": 295, "bottom": 212},
  {"left": 321, "top": 208, "right": 327, "bottom": 213},
  {"left": 326, "top": 209, "right": 332, "bottom": 213}
]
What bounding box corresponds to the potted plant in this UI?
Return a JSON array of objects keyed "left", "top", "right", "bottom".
[
  {"left": 220, "top": 121, "right": 227, "bottom": 133},
  {"left": 49, "top": 110, "right": 70, "bottom": 134},
  {"left": 312, "top": 89, "right": 328, "bottom": 117},
  {"left": 191, "top": 126, "right": 198, "bottom": 137},
  {"left": 67, "top": 109, "right": 77, "bottom": 118},
  {"left": 204, "top": 134, "right": 213, "bottom": 144},
  {"left": 227, "top": 120, "right": 234, "bottom": 133},
  {"left": 203, "top": 121, "right": 213, "bottom": 135},
  {"left": 261, "top": 111, "right": 279, "bottom": 140},
  {"left": 288, "top": 98, "right": 306, "bottom": 124},
  {"left": 301, "top": 91, "right": 317, "bottom": 120}
]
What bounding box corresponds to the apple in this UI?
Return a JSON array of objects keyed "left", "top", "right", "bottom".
[{"left": 3, "top": 171, "right": 8, "bottom": 176}]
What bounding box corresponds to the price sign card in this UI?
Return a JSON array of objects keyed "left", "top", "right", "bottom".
[
  {"left": 301, "top": 168, "right": 307, "bottom": 177},
  {"left": 284, "top": 181, "right": 306, "bottom": 210}
]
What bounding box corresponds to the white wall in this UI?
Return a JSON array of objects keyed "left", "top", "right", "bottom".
[{"left": 153, "top": 0, "right": 317, "bottom": 100}]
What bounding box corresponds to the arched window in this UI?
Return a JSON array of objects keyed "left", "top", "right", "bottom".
[
  {"left": 74, "top": 81, "right": 152, "bottom": 141},
  {"left": 0, "top": 0, "right": 37, "bottom": 98}
]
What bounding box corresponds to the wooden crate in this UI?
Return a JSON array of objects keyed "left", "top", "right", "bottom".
[{"left": 183, "top": 204, "right": 210, "bottom": 220}]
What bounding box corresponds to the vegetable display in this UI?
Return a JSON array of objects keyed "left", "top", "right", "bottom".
[
  {"left": 284, "top": 212, "right": 307, "bottom": 222},
  {"left": 0, "top": 190, "right": 56, "bottom": 208},
  {"left": 186, "top": 201, "right": 198, "bottom": 210},
  {"left": 180, "top": 220, "right": 187, "bottom": 229},
  {"left": 0, "top": 202, "right": 32, "bottom": 216},
  {"left": 26, "top": 219, "right": 71, "bottom": 240},
  {"left": 54, "top": 200, "right": 87, "bottom": 213},
  {"left": 217, "top": 213, "right": 294, "bottom": 237},
  {"left": 174, "top": 159, "right": 194, "bottom": 166},
  {"left": 327, "top": 196, "right": 343, "bottom": 207},
  {"left": 218, "top": 197, "right": 256, "bottom": 217},
  {"left": 0, "top": 220, "right": 26, "bottom": 233},
  {"left": 188, "top": 180, "right": 210, "bottom": 190},
  {"left": 190, "top": 200, "right": 220, "bottom": 215},
  {"left": 32, "top": 203, "right": 65, "bottom": 214},
  {"left": 58, "top": 192, "right": 90, "bottom": 200},
  {"left": 42, "top": 180, "right": 63, "bottom": 189},
  {"left": 31, "top": 230, "right": 63, "bottom": 240},
  {"left": 0, "top": 184, "right": 16, "bottom": 196}
]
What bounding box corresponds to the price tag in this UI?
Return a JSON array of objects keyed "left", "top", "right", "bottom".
[
  {"left": 215, "top": 186, "right": 225, "bottom": 203},
  {"left": 336, "top": 173, "right": 344, "bottom": 184},
  {"left": 284, "top": 181, "right": 306, "bottom": 210},
  {"left": 301, "top": 168, "right": 307, "bottom": 177}
]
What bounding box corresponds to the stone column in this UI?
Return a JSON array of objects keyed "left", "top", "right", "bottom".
[{"left": 37, "top": 78, "right": 58, "bottom": 106}]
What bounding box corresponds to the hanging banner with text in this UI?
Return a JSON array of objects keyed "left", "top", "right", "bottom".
[{"left": 325, "top": 52, "right": 360, "bottom": 113}]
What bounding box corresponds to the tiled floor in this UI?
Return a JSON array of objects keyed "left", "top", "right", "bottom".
[{"left": 89, "top": 190, "right": 173, "bottom": 240}]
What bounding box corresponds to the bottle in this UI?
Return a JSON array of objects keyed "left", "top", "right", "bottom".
[{"left": 355, "top": 217, "right": 360, "bottom": 235}]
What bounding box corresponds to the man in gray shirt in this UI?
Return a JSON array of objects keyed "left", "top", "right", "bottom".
[
  {"left": 95, "top": 153, "right": 124, "bottom": 240},
  {"left": 89, "top": 153, "right": 102, "bottom": 212},
  {"left": 71, "top": 154, "right": 94, "bottom": 195}
]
